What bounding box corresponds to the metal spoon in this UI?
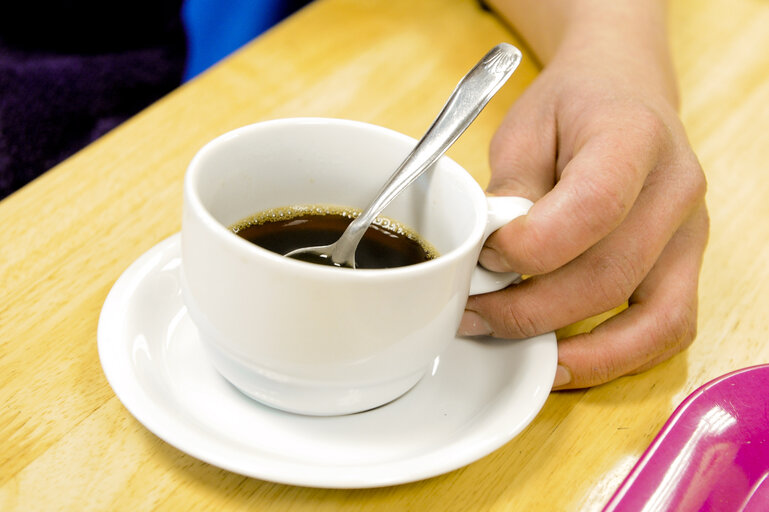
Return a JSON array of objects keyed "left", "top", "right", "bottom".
[{"left": 285, "top": 43, "right": 522, "bottom": 268}]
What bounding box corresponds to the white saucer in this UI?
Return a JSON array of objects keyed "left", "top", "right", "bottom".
[{"left": 98, "top": 235, "right": 557, "bottom": 488}]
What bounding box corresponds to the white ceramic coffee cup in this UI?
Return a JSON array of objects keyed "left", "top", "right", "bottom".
[{"left": 181, "top": 118, "right": 532, "bottom": 415}]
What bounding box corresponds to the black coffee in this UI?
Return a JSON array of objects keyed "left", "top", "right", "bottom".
[{"left": 231, "top": 206, "right": 438, "bottom": 269}]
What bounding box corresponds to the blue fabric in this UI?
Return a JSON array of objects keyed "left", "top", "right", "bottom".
[{"left": 182, "top": 0, "right": 289, "bottom": 80}]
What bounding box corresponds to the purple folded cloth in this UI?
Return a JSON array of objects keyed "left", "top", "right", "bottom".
[{"left": 0, "top": 1, "right": 186, "bottom": 199}]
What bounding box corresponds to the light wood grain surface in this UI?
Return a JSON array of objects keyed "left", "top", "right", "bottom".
[{"left": 2, "top": 0, "right": 769, "bottom": 509}]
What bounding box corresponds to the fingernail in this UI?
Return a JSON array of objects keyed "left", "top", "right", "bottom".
[
  {"left": 553, "top": 365, "right": 571, "bottom": 388},
  {"left": 458, "top": 310, "right": 492, "bottom": 336},
  {"left": 479, "top": 247, "right": 513, "bottom": 272}
]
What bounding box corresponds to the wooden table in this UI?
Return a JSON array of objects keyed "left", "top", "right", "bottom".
[{"left": 2, "top": 0, "right": 769, "bottom": 509}]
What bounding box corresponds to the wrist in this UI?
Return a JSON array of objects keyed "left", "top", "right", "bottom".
[
  {"left": 487, "top": 0, "right": 679, "bottom": 109},
  {"left": 553, "top": 1, "right": 679, "bottom": 108}
]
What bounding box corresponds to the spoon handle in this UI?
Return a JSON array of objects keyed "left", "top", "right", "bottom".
[{"left": 332, "top": 43, "right": 522, "bottom": 265}]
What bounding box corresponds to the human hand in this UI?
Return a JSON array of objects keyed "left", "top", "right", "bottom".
[{"left": 458, "top": 37, "right": 709, "bottom": 390}]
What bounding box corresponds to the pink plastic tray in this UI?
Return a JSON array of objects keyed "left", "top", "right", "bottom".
[{"left": 603, "top": 364, "right": 769, "bottom": 511}]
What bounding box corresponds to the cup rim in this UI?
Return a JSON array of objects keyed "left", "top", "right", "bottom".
[{"left": 183, "top": 117, "right": 489, "bottom": 278}]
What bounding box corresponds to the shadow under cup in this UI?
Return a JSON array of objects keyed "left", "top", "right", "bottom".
[{"left": 181, "top": 118, "right": 489, "bottom": 415}]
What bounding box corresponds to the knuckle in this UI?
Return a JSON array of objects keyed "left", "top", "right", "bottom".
[
  {"left": 648, "top": 122, "right": 707, "bottom": 211},
  {"left": 499, "top": 303, "right": 542, "bottom": 339},
  {"left": 682, "top": 153, "right": 708, "bottom": 203},
  {"left": 568, "top": 171, "right": 631, "bottom": 240},
  {"left": 488, "top": 220, "right": 560, "bottom": 276},
  {"left": 622, "top": 101, "right": 673, "bottom": 152},
  {"left": 697, "top": 204, "right": 711, "bottom": 236},
  {"left": 515, "top": 228, "right": 560, "bottom": 275},
  {"left": 588, "top": 353, "right": 625, "bottom": 386},
  {"left": 587, "top": 251, "right": 641, "bottom": 309},
  {"left": 657, "top": 301, "right": 698, "bottom": 352},
  {"left": 659, "top": 146, "right": 707, "bottom": 203},
  {"left": 637, "top": 106, "right": 671, "bottom": 146},
  {"left": 584, "top": 174, "right": 629, "bottom": 222}
]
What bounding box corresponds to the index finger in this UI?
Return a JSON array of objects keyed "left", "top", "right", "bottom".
[{"left": 481, "top": 120, "right": 664, "bottom": 276}]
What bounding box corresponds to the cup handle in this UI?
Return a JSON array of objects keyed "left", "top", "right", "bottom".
[{"left": 469, "top": 196, "right": 533, "bottom": 295}]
